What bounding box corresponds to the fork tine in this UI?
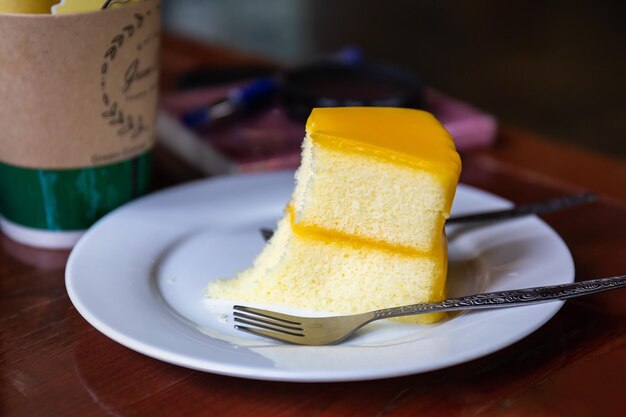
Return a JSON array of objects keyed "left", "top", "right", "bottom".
[
  {"left": 232, "top": 305, "right": 309, "bottom": 344},
  {"left": 233, "top": 316, "right": 304, "bottom": 337},
  {"left": 233, "top": 311, "right": 303, "bottom": 332},
  {"left": 233, "top": 305, "right": 302, "bottom": 325},
  {"left": 234, "top": 325, "right": 305, "bottom": 344}
]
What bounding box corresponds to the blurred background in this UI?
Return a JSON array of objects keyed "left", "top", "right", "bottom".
[{"left": 162, "top": 0, "right": 626, "bottom": 159}]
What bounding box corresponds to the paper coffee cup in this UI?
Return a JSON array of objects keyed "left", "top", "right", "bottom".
[{"left": 0, "top": 0, "right": 160, "bottom": 248}]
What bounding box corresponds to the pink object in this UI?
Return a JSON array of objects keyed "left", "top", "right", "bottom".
[
  {"left": 158, "top": 85, "right": 497, "bottom": 175},
  {"left": 425, "top": 88, "right": 498, "bottom": 150}
]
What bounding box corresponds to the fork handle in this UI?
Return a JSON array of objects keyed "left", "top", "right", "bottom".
[
  {"left": 372, "top": 275, "right": 626, "bottom": 320},
  {"left": 446, "top": 192, "right": 597, "bottom": 224}
]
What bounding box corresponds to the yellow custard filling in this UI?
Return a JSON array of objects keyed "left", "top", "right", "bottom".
[
  {"left": 288, "top": 204, "right": 444, "bottom": 258},
  {"left": 287, "top": 205, "right": 449, "bottom": 304}
]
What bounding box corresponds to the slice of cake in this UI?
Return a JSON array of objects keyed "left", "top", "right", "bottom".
[{"left": 207, "top": 107, "right": 461, "bottom": 324}]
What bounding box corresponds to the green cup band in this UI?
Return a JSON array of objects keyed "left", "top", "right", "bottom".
[{"left": 0, "top": 152, "right": 151, "bottom": 232}]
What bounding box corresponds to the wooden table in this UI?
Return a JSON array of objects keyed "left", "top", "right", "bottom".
[{"left": 3, "top": 34, "right": 626, "bottom": 417}]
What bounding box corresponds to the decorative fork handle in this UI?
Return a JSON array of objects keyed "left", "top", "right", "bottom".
[{"left": 372, "top": 275, "right": 626, "bottom": 320}]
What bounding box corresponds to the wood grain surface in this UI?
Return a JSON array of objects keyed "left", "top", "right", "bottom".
[{"left": 2, "top": 34, "right": 626, "bottom": 417}]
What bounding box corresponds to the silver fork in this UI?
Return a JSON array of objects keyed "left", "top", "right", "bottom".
[{"left": 234, "top": 275, "right": 626, "bottom": 345}]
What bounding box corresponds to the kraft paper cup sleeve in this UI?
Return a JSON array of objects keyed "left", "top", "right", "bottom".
[{"left": 0, "top": 0, "right": 160, "bottom": 170}]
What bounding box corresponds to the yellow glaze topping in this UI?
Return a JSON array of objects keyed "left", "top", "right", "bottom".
[{"left": 306, "top": 107, "right": 461, "bottom": 173}]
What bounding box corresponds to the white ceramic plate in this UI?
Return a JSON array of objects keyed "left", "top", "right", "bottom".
[{"left": 66, "top": 171, "right": 574, "bottom": 382}]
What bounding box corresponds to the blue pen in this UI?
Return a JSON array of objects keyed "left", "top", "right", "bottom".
[{"left": 181, "top": 77, "right": 278, "bottom": 129}]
